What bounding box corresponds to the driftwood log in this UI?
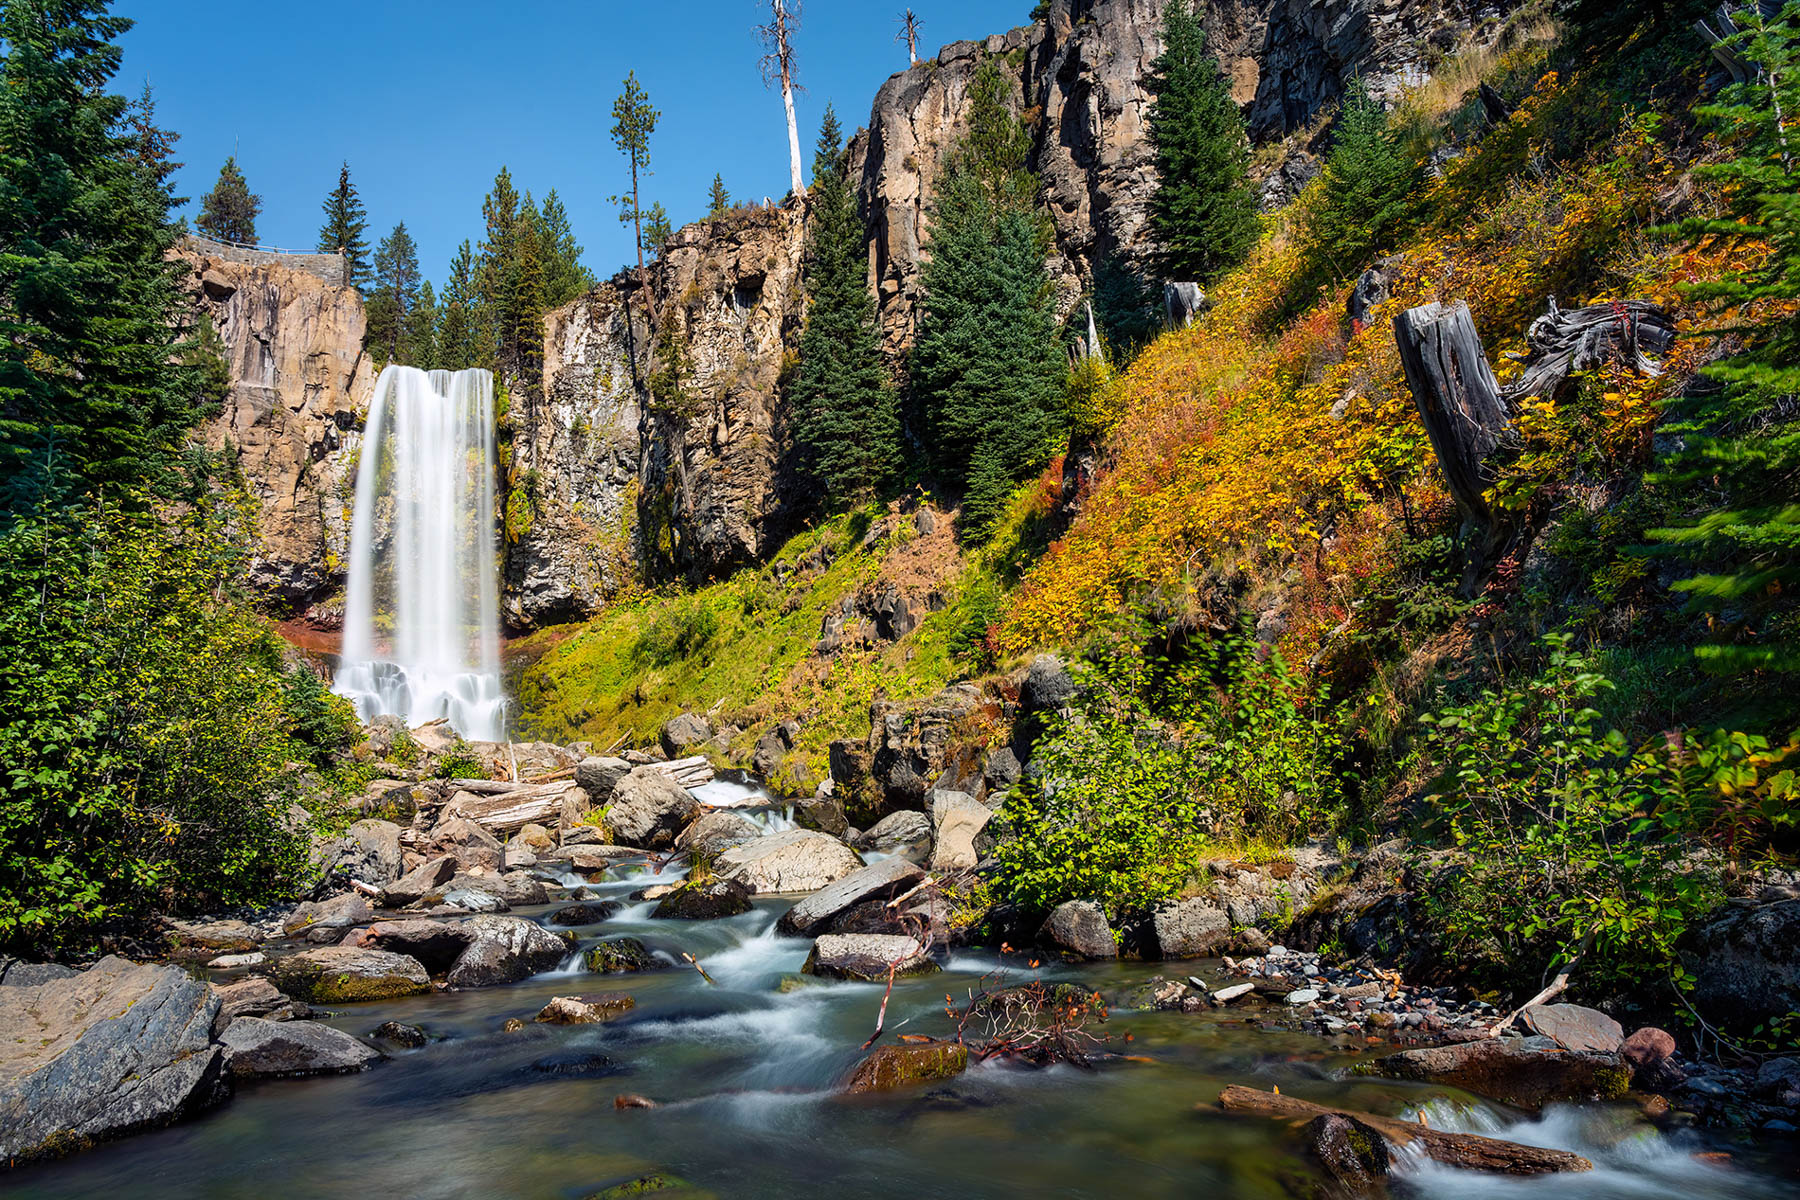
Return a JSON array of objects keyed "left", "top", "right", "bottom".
[
  {"left": 1214, "top": 1086, "right": 1593, "bottom": 1176},
  {"left": 439, "top": 781, "right": 589, "bottom": 836},
  {"left": 1394, "top": 301, "right": 1512, "bottom": 529},
  {"left": 1696, "top": 2, "right": 1784, "bottom": 85},
  {"left": 1503, "top": 298, "right": 1675, "bottom": 404}
]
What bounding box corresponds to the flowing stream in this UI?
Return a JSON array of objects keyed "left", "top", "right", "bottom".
[
  {"left": 333, "top": 366, "right": 504, "bottom": 741},
  {"left": 10, "top": 783, "right": 1793, "bottom": 1198}
]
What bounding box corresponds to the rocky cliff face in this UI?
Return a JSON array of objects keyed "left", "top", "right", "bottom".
[{"left": 178, "top": 239, "right": 371, "bottom": 617}]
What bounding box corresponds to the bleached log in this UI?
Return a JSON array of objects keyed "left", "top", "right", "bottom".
[
  {"left": 443, "top": 778, "right": 519, "bottom": 796},
  {"left": 643, "top": 755, "right": 715, "bottom": 789},
  {"left": 1215, "top": 1086, "right": 1592, "bottom": 1176},
  {"left": 440, "top": 782, "right": 590, "bottom": 835},
  {"left": 1502, "top": 297, "right": 1674, "bottom": 405}
]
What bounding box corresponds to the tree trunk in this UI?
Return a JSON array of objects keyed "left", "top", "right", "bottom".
[
  {"left": 1393, "top": 300, "right": 1512, "bottom": 530},
  {"left": 1215, "top": 1086, "right": 1593, "bottom": 1176},
  {"left": 773, "top": 0, "right": 805, "bottom": 198}
]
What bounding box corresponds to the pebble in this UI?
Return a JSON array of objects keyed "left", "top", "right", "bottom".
[
  {"left": 1284, "top": 988, "right": 1321, "bottom": 1006},
  {"left": 1211, "top": 983, "right": 1255, "bottom": 1004}
]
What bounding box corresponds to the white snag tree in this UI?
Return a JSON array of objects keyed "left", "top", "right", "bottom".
[{"left": 758, "top": 0, "right": 805, "bottom": 198}]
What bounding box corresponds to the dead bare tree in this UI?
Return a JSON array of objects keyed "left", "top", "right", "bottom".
[
  {"left": 757, "top": 0, "right": 806, "bottom": 199},
  {"left": 896, "top": 8, "right": 921, "bottom": 65}
]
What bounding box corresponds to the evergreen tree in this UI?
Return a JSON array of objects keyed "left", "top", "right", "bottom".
[
  {"left": 475, "top": 167, "right": 521, "bottom": 372},
  {"left": 1145, "top": 0, "right": 1259, "bottom": 284},
  {"left": 124, "top": 82, "right": 183, "bottom": 203},
  {"left": 1302, "top": 79, "right": 1420, "bottom": 284},
  {"left": 405, "top": 279, "right": 438, "bottom": 369},
  {"left": 538, "top": 188, "right": 592, "bottom": 309},
  {"left": 0, "top": 0, "right": 212, "bottom": 507},
  {"left": 790, "top": 105, "right": 899, "bottom": 503},
  {"left": 910, "top": 63, "right": 1063, "bottom": 539},
  {"left": 316, "top": 161, "right": 370, "bottom": 291},
  {"left": 366, "top": 222, "right": 421, "bottom": 364},
  {"left": 436, "top": 239, "right": 477, "bottom": 370},
  {"left": 642, "top": 202, "right": 673, "bottom": 260},
  {"left": 708, "top": 173, "right": 732, "bottom": 218},
  {"left": 195, "top": 155, "right": 260, "bottom": 244},
  {"left": 1648, "top": 6, "right": 1800, "bottom": 675},
  {"left": 610, "top": 72, "right": 659, "bottom": 321},
  {"left": 511, "top": 198, "right": 547, "bottom": 386}
]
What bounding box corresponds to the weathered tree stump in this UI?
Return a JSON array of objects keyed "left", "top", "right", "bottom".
[
  {"left": 1393, "top": 300, "right": 1512, "bottom": 529},
  {"left": 1503, "top": 297, "right": 1675, "bottom": 404},
  {"left": 1164, "top": 282, "right": 1205, "bottom": 329}
]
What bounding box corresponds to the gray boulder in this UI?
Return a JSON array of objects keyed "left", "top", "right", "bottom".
[
  {"left": 1038, "top": 900, "right": 1117, "bottom": 960},
  {"left": 382, "top": 854, "right": 458, "bottom": 906},
  {"left": 650, "top": 877, "right": 754, "bottom": 919},
  {"left": 803, "top": 933, "right": 938, "bottom": 982},
  {"left": 753, "top": 720, "right": 800, "bottom": 779},
  {"left": 574, "top": 755, "right": 632, "bottom": 800},
  {"left": 445, "top": 915, "right": 572, "bottom": 988},
  {"left": 929, "top": 790, "right": 992, "bottom": 870},
  {"left": 1, "top": 959, "right": 79, "bottom": 988},
  {"left": 660, "top": 712, "right": 714, "bottom": 757},
  {"left": 1519, "top": 1003, "right": 1624, "bottom": 1054},
  {"left": 163, "top": 918, "right": 259, "bottom": 956},
  {"left": 444, "top": 871, "right": 548, "bottom": 907},
  {"left": 283, "top": 892, "right": 372, "bottom": 939},
  {"left": 777, "top": 856, "right": 925, "bottom": 937},
  {"left": 359, "top": 919, "right": 477, "bottom": 974},
  {"left": 714, "top": 830, "right": 864, "bottom": 894},
  {"left": 0, "top": 957, "right": 231, "bottom": 1163},
  {"left": 794, "top": 793, "right": 848, "bottom": 838},
  {"left": 1681, "top": 899, "right": 1800, "bottom": 1028},
  {"left": 608, "top": 768, "right": 702, "bottom": 849},
  {"left": 676, "top": 810, "right": 764, "bottom": 856},
  {"left": 220, "top": 1018, "right": 381, "bottom": 1078},
  {"left": 852, "top": 810, "right": 932, "bottom": 860},
  {"left": 329, "top": 819, "right": 404, "bottom": 886},
  {"left": 1150, "top": 898, "right": 1232, "bottom": 959},
  {"left": 212, "top": 977, "right": 310, "bottom": 1028}
]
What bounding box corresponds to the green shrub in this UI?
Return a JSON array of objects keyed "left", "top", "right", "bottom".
[
  {"left": 0, "top": 487, "right": 308, "bottom": 955},
  {"left": 285, "top": 664, "right": 362, "bottom": 768},
  {"left": 434, "top": 737, "right": 487, "bottom": 781},
  {"left": 632, "top": 595, "right": 720, "bottom": 666}
]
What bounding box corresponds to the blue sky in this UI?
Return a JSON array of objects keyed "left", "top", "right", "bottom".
[{"left": 117, "top": 1, "right": 1031, "bottom": 283}]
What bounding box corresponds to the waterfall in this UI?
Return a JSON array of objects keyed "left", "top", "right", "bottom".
[{"left": 333, "top": 365, "right": 504, "bottom": 741}]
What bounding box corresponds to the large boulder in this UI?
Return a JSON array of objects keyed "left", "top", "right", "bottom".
[
  {"left": 1037, "top": 900, "right": 1117, "bottom": 961},
  {"left": 777, "top": 856, "right": 926, "bottom": 936},
  {"left": 1369, "top": 1039, "right": 1630, "bottom": 1112},
  {"left": 1680, "top": 899, "right": 1800, "bottom": 1028},
  {"left": 358, "top": 919, "right": 478, "bottom": 974},
  {"left": 283, "top": 892, "right": 373, "bottom": 939},
  {"left": 608, "top": 768, "right": 702, "bottom": 849},
  {"left": 444, "top": 915, "right": 572, "bottom": 988},
  {"left": 0, "top": 957, "right": 231, "bottom": 1163},
  {"left": 1148, "top": 898, "right": 1231, "bottom": 960},
  {"left": 219, "top": 1017, "right": 381, "bottom": 1078},
  {"left": 382, "top": 854, "right": 458, "bottom": 906},
  {"left": 328, "top": 819, "right": 404, "bottom": 886},
  {"left": 272, "top": 946, "right": 432, "bottom": 1004},
  {"left": 431, "top": 816, "right": 504, "bottom": 873},
  {"left": 928, "top": 790, "right": 991, "bottom": 870},
  {"left": 574, "top": 755, "right": 632, "bottom": 800},
  {"left": 803, "top": 933, "right": 938, "bottom": 982},
  {"left": 714, "top": 830, "right": 864, "bottom": 894},
  {"left": 675, "top": 810, "right": 763, "bottom": 856},
  {"left": 851, "top": 810, "right": 932, "bottom": 860},
  {"left": 829, "top": 686, "right": 985, "bottom": 813},
  {"left": 1014, "top": 654, "right": 1076, "bottom": 755},
  {"left": 660, "top": 713, "right": 715, "bottom": 757}
]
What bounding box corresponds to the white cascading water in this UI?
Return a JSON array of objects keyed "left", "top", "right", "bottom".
[{"left": 332, "top": 365, "right": 505, "bottom": 741}]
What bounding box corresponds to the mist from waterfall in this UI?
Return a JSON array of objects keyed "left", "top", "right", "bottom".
[{"left": 333, "top": 365, "right": 504, "bottom": 741}]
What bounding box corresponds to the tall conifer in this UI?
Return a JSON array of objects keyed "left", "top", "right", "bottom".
[
  {"left": 435, "top": 240, "right": 477, "bottom": 370},
  {"left": 1145, "top": 0, "right": 1258, "bottom": 284},
  {"left": 538, "top": 189, "right": 592, "bottom": 309},
  {"left": 511, "top": 199, "right": 547, "bottom": 386},
  {"left": 317, "top": 161, "right": 370, "bottom": 291},
  {"left": 791, "top": 106, "right": 898, "bottom": 503},
  {"left": 1302, "top": 80, "right": 1420, "bottom": 283},
  {"left": 195, "top": 155, "right": 260, "bottom": 244},
  {"left": 366, "top": 222, "right": 420, "bottom": 364}
]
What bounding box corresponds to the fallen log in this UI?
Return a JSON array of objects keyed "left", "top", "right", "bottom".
[
  {"left": 442, "top": 778, "right": 519, "bottom": 796},
  {"left": 1214, "top": 1085, "right": 1593, "bottom": 1176},
  {"left": 1502, "top": 297, "right": 1674, "bottom": 406},
  {"left": 440, "top": 781, "right": 589, "bottom": 835},
  {"left": 643, "top": 755, "right": 715, "bottom": 789}
]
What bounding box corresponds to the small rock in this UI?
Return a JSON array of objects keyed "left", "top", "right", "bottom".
[
  {"left": 370, "top": 1021, "right": 428, "bottom": 1048},
  {"left": 583, "top": 938, "right": 658, "bottom": 973},
  {"left": 843, "top": 1041, "right": 968, "bottom": 1092},
  {"left": 1284, "top": 988, "right": 1322, "bottom": 1006},
  {"left": 1212, "top": 983, "right": 1255, "bottom": 1004},
  {"left": 207, "top": 952, "right": 265, "bottom": 970},
  {"left": 536, "top": 994, "right": 636, "bottom": 1025},
  {"left": 547, "top": 901, "right": 622, "bottom": 926}
]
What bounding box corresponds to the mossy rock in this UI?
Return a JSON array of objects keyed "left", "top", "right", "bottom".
[
  {"left": 583, "top": 1173, "right": 708, "bottom": 1199},
  {"left": 271, "top": 947, "right": 431, "bottom": 1004},
  {"left": 584, "top": 937, "right": 658, "bottom": 973},
  {"left": 843, "top": 1040, "right": 969, "bottom": 1093}
]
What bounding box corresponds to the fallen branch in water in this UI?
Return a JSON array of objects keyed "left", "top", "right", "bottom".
[{"left": 681, "top": 952, "right": 716, "bottom": 986}]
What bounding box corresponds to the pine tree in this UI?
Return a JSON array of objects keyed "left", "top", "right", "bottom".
[
  {"left": 708, "top": 173, "right": 732, "bottom": 219},
  {"left": 910, "top": 63, "right": 1063, "bottom": 539},
  {"left": 0, "top": 0, "right": 211, "bottom": 507},
  {"left": 475, "top": 167, "right": 521, "bottom": 372},
  {"left": 405, "top": 279, "right": 438, "bottom": 369},
  {"left": 511, "top": 198, "right": 547, "bottom": 386},
  {"left": 643, "top": 202, "right": 673, "bottom": 260},
  {"left": 1648, "top": 7, "right": 1800, "bottom": 675},
  {"left": 124, "top": 82, "right": 183, "bottom": 203},
  {"left": 316, "top": 161, "right": 370, "bottom": 291},
  {"left": 366, "top": 222, "right": 421, "bottom": 364},
  {"left": 538, "top": 188, "right": 593, "bottom": 309},
  {"left": 436, "top": 239, "right": 477, "bottom": 369},
  {"left": 791, "top": 106, "right": 899, "bottom": 503},
  {"left": 1145, "top": 0, "right": 1259, "bottom": 284},
  {"left": 1302, "top": 79, "right": 1420, "bottom": 284},
  {"left": 195, "top": 155, "right": 261, "bottom": 245},
  {"left": 610, "top": 72, "right": 659, "bottom": 322}
]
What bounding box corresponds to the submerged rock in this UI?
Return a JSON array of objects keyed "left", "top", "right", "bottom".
[
  {"left": 803, "top": 933, "right": 938, "bottom": 982},
  {"left": 844, "top": 1041, "right": 968, "bottom": 1093},
  {"left": 0, "top": 957, "right": 231, "bottom": 1163},
  {"left": 273, "top": 946, "right": 432, "bottom": 1004},
  {"left": 1037, "top": 900, "right": 1117, "bottom": 961},
  {"left": 776, "top": 856, "right": 925, "bottom": 937},
  {"left": 535, "top": 994, "right": 636, "bottom": 1025},
  {"left": 220, "top": 1017, "right": 381, "bottom": 1078},
  {"left": 714, "top": 830, "right": 864, "bottom": 894},
  {"left": 445, "top": 915, "right": 572, "bottom": 988},
  {"left": 583, "top": 938, "right": 659, "bottom": 973},
  {"left": 370, "top": 1020, "right": 429, "bottom": 1049},
  {"left": 1367, "top": 1039, "right": 1630, "bottom": 1112}
]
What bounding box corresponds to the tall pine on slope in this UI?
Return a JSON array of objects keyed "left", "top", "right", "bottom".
[
  {"left": 316, "top": 161, "right": 370, "bottom": 291},
  {"left": 1145, "top": 0, "right": 1258, "bottom": 284},
  {"left": 0, "top": 0, "right": 211, "bottom": 508},
  {"left": 436, "top": 239, "right": 478, "bottom": 369},
  {"left": 643, "top": 203, "right": 673, "bottom": 259},
  {"left": 195, "top": 155, "right": 260, "bottom": 244},
  {"left": 538, "top": 188, "right": 593, "bottom": 309},
  {"left": 124, "top": 82, "right": 183, "bottom": 202},
  {"left": 910, "top": 62, "right": 1063, "bottom": 538},
  {"left": 366, "top": 222, "right": 421, "bottom": 364},
  {"left": 475, "top": 167, "right": 521, "bottom": 373},
  {"left": 1649, "top": 5, "right": 1800, "bottom": 676},
  {"left": 708, "top": 173, "right": 732, "bottom": 218},
  {"left": 1302, "top": 79, "right": 1420, "bottom": 284},
  {"left": 791, "top": 106, "right": 899, "bottom": 503},
  {"left": 511, "top": 198, "right": 547, "bottom": 386},
  {"left": 405, "top": 280, "right": 438, "bottom": 369}
]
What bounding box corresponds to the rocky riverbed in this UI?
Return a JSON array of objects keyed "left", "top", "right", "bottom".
[{"left": 3, "top": 732, "right": 1797, "bottom": 1197}]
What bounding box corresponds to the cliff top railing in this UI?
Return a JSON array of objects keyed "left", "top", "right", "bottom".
[{"left": 180, "top": 233, "right": 349, "bottom": 288}]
